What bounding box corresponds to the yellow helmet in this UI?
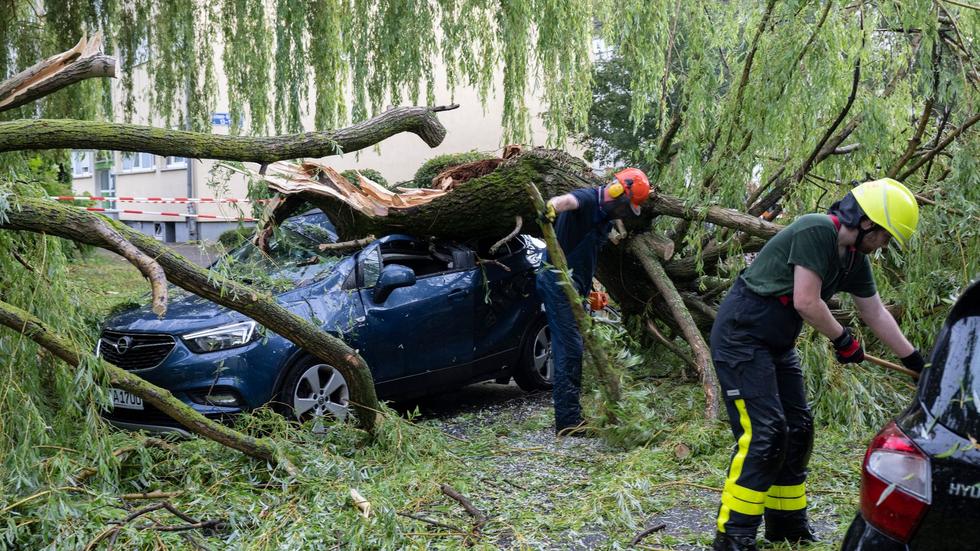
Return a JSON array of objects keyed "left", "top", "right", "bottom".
[{"left": 851, "top": 178, "right": 919, "bottom": 249}]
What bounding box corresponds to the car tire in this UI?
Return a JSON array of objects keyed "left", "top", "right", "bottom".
[
  {"left": 513, "top": 317, "right": 553, "bottom": 391},
  {"left": 276, "top": 358, "right": 351, "bottom": 429}
]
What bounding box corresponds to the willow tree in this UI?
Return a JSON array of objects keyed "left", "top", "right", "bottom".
[{"left": 1, "top": 0, "right": 978, "bottom": 503}]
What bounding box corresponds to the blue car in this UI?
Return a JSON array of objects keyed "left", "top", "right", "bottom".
[{"left": 99, "top": 212, "right": 553, "bottom": 432}]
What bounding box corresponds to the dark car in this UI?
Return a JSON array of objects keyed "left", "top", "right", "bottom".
[
  {"left": 841, "top": 279, "right": 980, "bottom": 550},
  {"left": 99, "top": 211, "right": 554, "bottom": 432}
]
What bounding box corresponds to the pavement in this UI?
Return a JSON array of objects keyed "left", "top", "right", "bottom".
[
  {"left": 97, "top": 241, "right": 224, "bottom": 268},
  {"left": 164, "top": 242, "right": 224, "bottom": 267}
]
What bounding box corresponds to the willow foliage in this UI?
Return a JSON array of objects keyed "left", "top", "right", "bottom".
[{"left": 0, "top": 0, "right": 978, "bottom": 507}]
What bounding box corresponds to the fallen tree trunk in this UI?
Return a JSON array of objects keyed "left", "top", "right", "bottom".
[
  {"left": 240, "top": 147, "right": 790, "bottom": 418},
  {"left": 1, "top": 197, "right": 382, "bottom": 433},
  {"left": 0, "top": 301, "right": 298, "bottom": 474},
  {"left": 253, "top": 148, "right": 783, "bottom": 243}
]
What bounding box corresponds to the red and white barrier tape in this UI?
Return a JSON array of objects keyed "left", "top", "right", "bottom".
[
  {"left": 50, "top": 195, "right": 260, "bottom": 204},
  {"left": 82, "top": 206, "right": 256, "bottom": 222}
]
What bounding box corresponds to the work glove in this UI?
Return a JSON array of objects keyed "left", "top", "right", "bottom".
[
  {"left": 832, "top": 327, "right": 865, "bottom": 364},
  {"left": 538, "top": 202, "right": 557, "bottom": 224},
  {"left": 588, "top": 291, "right": 609, "bottom": 311},
  {"left": 900, "top": 349, "right": 926, "bottom": 374}
]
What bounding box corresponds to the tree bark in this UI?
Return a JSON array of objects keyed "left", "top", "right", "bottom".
[
  {"left": 0, "top": 300, "right": 298, "bottom": 475},
  {"left": 258, "top": 148, "right": 784, "bottom": 244},
  {"left": 0, "top": 105, "right": 453, "bottom": 161},
  {"left": 1, "top": 197, "right": 382, "bottom": 432},
  {"left": 0, "top": 34, "right": 116, "bottom": 113}
]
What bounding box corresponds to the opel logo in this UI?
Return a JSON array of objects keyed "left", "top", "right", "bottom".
[{"left": 115, "top": 336, "right": 133, "bottom": 354}]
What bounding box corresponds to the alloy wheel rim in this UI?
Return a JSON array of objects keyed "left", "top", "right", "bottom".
[
  {"left": 533, "top": 325, "right": 553, "bottom": 382},
  {"left": 292, "top": 363, "right": 350, "bottom": 428}
]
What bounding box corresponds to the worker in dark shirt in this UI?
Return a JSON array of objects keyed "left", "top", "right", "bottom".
[
  {"left": 537, "top": 168, "right": 651, "bottom": 436},
  {"left": 709, "top": 178, "right": 927, "bottom": 551}
]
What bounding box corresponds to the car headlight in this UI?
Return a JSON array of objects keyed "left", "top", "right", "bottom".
[{"left": 182, "top": 321, "right": 258, "bottom": 353}]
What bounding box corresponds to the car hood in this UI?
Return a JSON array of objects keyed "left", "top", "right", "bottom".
[
  {"left": 102, "top": 266, "right": 350, "bottom": 335},
  {"left": 104, "top": 288, "right": 253, "bottom": 333}
]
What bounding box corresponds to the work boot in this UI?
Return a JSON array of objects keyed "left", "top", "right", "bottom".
[
  {"left": 711, "top": 532, "right": 758, "bottom": 551},
  {"left": 764, "top": 523, "right": 819, "bottom": 544},
  {"left": 555, "top": 422, "right": 596, "bottom": 438},
  {"left": 764, "top": 510, "right": 820, "bottom": 544}
]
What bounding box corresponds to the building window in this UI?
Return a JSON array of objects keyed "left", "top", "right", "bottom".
[
  {"left": 121, "top": 152, "right": 156, "bottom": 172},
  {"left": 71, "top": 151, "right": 93, "bottom": 177},
  {"left": 165, "top": 156, "right": 187, "bottom": 168}
]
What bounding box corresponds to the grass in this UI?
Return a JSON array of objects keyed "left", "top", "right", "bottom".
[
  {"left": 66, "top": 250, "right": 147, "bottom": 318},
  {"left": 5, "top": 251, "right": 890, "bottom": 549},
  {"left": 4, "top": 387, "right": 874, "bottom": 549}
]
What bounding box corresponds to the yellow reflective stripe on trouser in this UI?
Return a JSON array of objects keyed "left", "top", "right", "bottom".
[
  {"left": 766, "top": 483, "right": 807, "bottom": 511},
  {"left": 717, "top": 399, "right": 765, "bottom": 532}
]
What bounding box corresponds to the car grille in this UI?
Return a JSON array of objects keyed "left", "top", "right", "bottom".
[
  {"left": 104, "top": 402, "right": 235, "bottom": 429},
  {"left": 97, "top": 330, "right": 176, "bottom": 371},
  {"left": 105, "top": 401, "right": 182, "bottom": 427}
]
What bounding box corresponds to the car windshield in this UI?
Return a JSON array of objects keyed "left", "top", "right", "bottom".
[
  {"left": 215, "top": 213, "right": 344, "bottom": 289},
  {"left": 922, "top": 315, "right": 980, "bottom": 437}
]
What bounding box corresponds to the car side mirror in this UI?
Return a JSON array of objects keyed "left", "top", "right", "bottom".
[{"left": 373, "top": 264, "right": 416, "bottom": 303}]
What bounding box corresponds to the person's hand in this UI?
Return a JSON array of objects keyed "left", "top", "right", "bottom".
[
  {"left": 900, "top": 349, "right": 926, "bottom": 373},
  {"left": 538, "top": 202, "right": 557, "bottom": 225},
  {"left": 545, "top": 202, "right": 557, "bottom": 223},
  {"left": 832, "top": 327, "right": 865, "bottom": 364}
]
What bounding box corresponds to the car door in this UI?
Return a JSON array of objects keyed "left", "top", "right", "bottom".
[
  {"left": 351, "top": 238, "right": 477, "bottom": 382},
  {"left": 473, "top": 236, "right": 538, "bottom": 361}
]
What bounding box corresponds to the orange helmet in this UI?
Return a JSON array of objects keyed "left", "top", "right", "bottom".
[{"left": 612, "top": 168, "right": 651, "bottom": 215}]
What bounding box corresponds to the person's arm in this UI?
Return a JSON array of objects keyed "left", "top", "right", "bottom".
[
  {"left": 793, "top": 264, "right": 844, "bottom": 339},
  {"left": 853, "top": 293, "right": 915, "bottom": 357},
  {"left": 547, "top": 193, "right": 580, "bottom": 213}
]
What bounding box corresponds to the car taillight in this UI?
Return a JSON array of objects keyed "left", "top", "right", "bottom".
[{"left": 860, "top": 421, "right": 931, "bottom": 542}]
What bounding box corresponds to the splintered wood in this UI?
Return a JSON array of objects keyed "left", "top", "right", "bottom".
[
  {"left": 252, "top": 159, "right": 473, "bottom": 218},
  {"left": 0, "top": 33, "right": 114, "bottom": 111}
]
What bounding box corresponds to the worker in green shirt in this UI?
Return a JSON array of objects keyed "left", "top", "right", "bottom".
[{"left": 709, "top": 178, "right": 927, "bottom": 551}]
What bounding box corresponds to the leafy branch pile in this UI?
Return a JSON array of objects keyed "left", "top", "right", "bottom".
[{"left": 0, "top": 1, "right": 978, "bottom": 548}]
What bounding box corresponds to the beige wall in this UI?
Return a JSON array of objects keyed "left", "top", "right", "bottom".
[{"left": 72, "top": 39, "right": 574, "bottom": 233}]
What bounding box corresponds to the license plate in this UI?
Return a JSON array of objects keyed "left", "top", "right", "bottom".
[{"left": 111, "top": 389, "right": 144, "bottom": 410}]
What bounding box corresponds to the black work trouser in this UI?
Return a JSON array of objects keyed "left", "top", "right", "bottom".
[{"left": 709, "top": 277, "right": 815, "bottom": 538}]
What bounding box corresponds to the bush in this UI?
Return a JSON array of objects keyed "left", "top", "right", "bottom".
[
  {"left": 341, "top": 168, "right": 389, "bottom": 188},
  {"left": 217, "top": 226, "right": 254, "bottom": 249},
  {"left": 410, "top": 151, "right": 492, "bottom": 188}
]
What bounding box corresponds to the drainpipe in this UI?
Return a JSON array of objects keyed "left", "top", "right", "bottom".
[{"left": 184, "top": 76, "right": 198, "bottom": 242}]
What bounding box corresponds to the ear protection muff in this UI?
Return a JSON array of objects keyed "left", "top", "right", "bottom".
[{"left": 608, "top": 178, "right": 632, "bottom": 199}]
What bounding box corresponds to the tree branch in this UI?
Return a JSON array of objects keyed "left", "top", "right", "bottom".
[
  {"left": 750, "top": 12, "right": 865, "bottom": 216},
  {"left": 630, "top": 244, "right": 717, "bottom": 419},
  {"left": 898, "top": 111, "right": 980, "bottom": 180},
  {"left": 886, "top": 98, "right": 935, "bottom": 178},
  {"left": 0, "top": 33, "right": 116, "bottom": 113},
  {"left": 723, "top": 0, "right": 778, "bottom": 150},
  {"left": 0, "top": 106, "right": 449, "bottom": 161},
  {"left": 648, "top": 193, "right": 783, "bottom": 239},
  {"left": 0, "top": 300, "right": 297, "bottom": 474},
  {"left": 1, "top": 197, "right": 382, "bottom": 432},
  {"left": 91, "top": 219, "right": 169, "bottom": 316}
]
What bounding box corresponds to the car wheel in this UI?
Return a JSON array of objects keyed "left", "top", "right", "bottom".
[
  {"left": 514, "top": 317, "right": 553, "bottom": 391},
  {"left": 278, "top": 359, "right": 350, "bottom": 430}
]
